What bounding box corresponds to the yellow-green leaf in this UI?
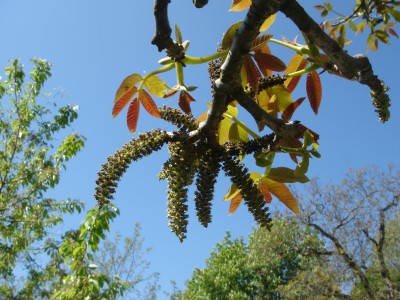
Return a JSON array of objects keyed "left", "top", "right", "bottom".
[
  {"left": 261, "top": 178, "right": 299, "bottom": 214},
  {"left": 260, "top": 13, "right": 277, "bottom": 32},
  {"left": 145, "top": 75, "right": 168, "bottom": 98},
  {"left": 224, "top": 183, "right": 241, "bottom": 200},
  {"left": 218, "top": 116, "right": 232, "bottom": 144},
  {"left": 229, "top": 0, "right": 251, "bottom": 12},
  {"left": 222, "top": 21, "right": 243, "bottom": 49},
  {"left": 269, "top": 85, "right": 292, "bottom": 112},
  {"left": 114, "top": 73, "right": 142, "bottom": 103},
  {"left": 229, "top": 123, "right": 249, "bottom": 142}
]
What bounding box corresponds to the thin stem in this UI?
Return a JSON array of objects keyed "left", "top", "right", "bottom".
[
  {"left": 138, "top": 63, "right": 175, "bottom": 90},
  {"left": 183, "top": 50, "right": 229, "bottom": 65},
  {"left": 270, "top": 38, "right": 304, "bottom": 53}
]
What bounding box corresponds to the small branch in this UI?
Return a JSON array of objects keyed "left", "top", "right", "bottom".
[
  {"left": 308, "top": 221, "right": 376, "bottom": 300},
  {"left": 280, "top": 0, "right": 387, "bottom": 95}
]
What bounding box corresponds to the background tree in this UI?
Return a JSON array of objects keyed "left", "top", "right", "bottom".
[
  {"left": 0, "top": 58, "right": 86, "bottom": 298},
  {"left": 174, "top": 215, "right": 338, "bottom": 300},
  {"left": 176, "top": 166, "right": 400, "bottom": 299},
  {"left": 297, "top": 165, "right": 400, "bottom": 299},
  {"left": 0, "top": 59, "right": 159, "bottom": 299},
  {"left": 92, "top": 224, "right": 160, "bottom": 300}
]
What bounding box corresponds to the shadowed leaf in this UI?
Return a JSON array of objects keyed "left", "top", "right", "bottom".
[
  {"left": 251, "top": 34, "right": 273, "bottom": 51},
  {"left": 178, "top": 91, "right": 195, "bottom": 114},
  {"left": 244, "top": 55, "right": 261, "bottom": 91},
  {"left": 254, "top": 52, "right": 286, "bottom": 72},
  {"left": 267, "top": 167, "right": 309, "bottom": 183},
  {"left": 127, "top": 98, "right": 140, "bottom": 133},
  {"left": 306, "top": 71, "right": 322, "bottom": 114},
  {"left": 282, "top": 97, "right": 306, "bottom": 122}
]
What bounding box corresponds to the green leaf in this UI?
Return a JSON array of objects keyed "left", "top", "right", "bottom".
[
  {"left": 145, "top": 75, "right": 168, "bottom": 98},
  {"left": 222, "top": 21, "right": 243, "bottom": 49},
  {"left": 224, "top": 183, "right": 241, "bottom": 200}
]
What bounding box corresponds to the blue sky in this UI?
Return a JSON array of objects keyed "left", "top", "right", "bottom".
[{"left": 1, "top": 0, "right": 399, "bottom": 296}]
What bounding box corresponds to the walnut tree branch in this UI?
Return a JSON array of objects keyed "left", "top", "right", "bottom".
[{"left": 280, "top": 0, "right": 386, "bottom": 94}]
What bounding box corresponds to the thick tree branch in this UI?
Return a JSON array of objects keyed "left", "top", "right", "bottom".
[
  {"left": 200, "top": 0, "right": 286, "bottom": 138},
  {"left": 152, "top": 0, "right": 174, "bottom": 52}
]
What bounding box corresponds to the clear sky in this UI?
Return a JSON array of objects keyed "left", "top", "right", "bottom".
[{"left": 1, "top": 0, "right": 399, "bottom": 296}]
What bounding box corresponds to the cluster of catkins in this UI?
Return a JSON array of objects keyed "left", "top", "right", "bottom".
[{"left": 95, "top": 105, "right": 273, "bottom": 241}]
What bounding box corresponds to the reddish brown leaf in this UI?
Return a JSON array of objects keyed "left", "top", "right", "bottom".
[
  {"left": 126, "top": 98, "right": 140, "bottom": 133},
  {"left": 306, "top": 71, "right": 322, "bottom": 115},
  {"left": 163, "top": 89, "right": 178, "bottom": 98},
  {"left": 285, "top": 54, "right": 308, "bottom": 93},
  {"left": 229, "top": 193, "right": 243, "bottom": 215},
  {"left": 112, "top": 86, "right": 137, "bottom": 118},
  {"left": 254, "top": 52, "right": 286, "bottom": 73},
  {"left": 290, "top": 153, "right": 299, "bottom": 164},
  {"left": 139, "top": 89, "right": 160, "bottom": 118},
  {"left": 178, "top": 91, "right": 195, "bottom": 114},
  {"left": 282, "top": 97, "right": 306, "bottom": 122},
  {"left": 258, "top": 183, "right": 272, "bottom": 203},
  {"left": 388, "top": 27, "right": 399, "bottom": 38},
  {"left": 251, "top": 34, "right": 273, "bottom": 51},
  {"left": 244, "top": 55, "right": 261, "bottom": 91}
]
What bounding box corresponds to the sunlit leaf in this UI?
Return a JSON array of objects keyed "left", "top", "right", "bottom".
[
  {"left": 282, "top": 97, "right": 305, "bottom": 122},
  {"left": 229, "top": 0, "right": 251, "bottom": 12},
  {"left": 230, "top": 123, "right": 250, "bottom": 142},
  {"left": 218, "top": 116, "right": 232, "bottom": 144},
  {"left": 138, "top": 89, "right": 160, "bottom": 118},
  {"left": 222, "top": 21, "right": 243, "bottom": 49},
  {"left": 126, "top": 98, "right": 140, "bottom": 133},
  {"left": 145, "top": 75, "right": 168, "bottom": 98},
  {"left": 113, "top": 74, "right": 142, "bottom": 117},
  {"left": 229, "top": 193, "right": 243, "bottom": 215},
  {"left": 226, "top": 103, "right": 239, "bottom": 117},
  {"left": 175, "top": 23, "right": 182, "bottom": 44},
  {"left": 260, "top": 14, "right": 277, "bottom": 32},
  {"left": 112, "top": 86, "right": 137, "bottom": 118},
  {"left": 267, "top": 167, "right": 309, "bottom": 183},
  {"left": 306, "top": 71, "right": 322, "bottom": 114},
  {"left": 261, "top": 178, "right": 299, "bottom": 214},
  {"left": 285, "top": 54, "right": 308, "bottom": 93},
  {"left": 224, "top": 183, "right": 241, "bottom": 200}
]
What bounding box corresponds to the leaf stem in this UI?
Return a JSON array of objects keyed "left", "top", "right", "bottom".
[
  {"left": 183, "top": 50, "right": 228, "bottom": 65},
  {"left": 138, "top": 63, "right": 175, "bottom": 90},
  {"left": 270, "top": 38, "right": 305, "bottom": 53},
  {"left": 286, "top": 63, "right": 320, "bottom": 78}
]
